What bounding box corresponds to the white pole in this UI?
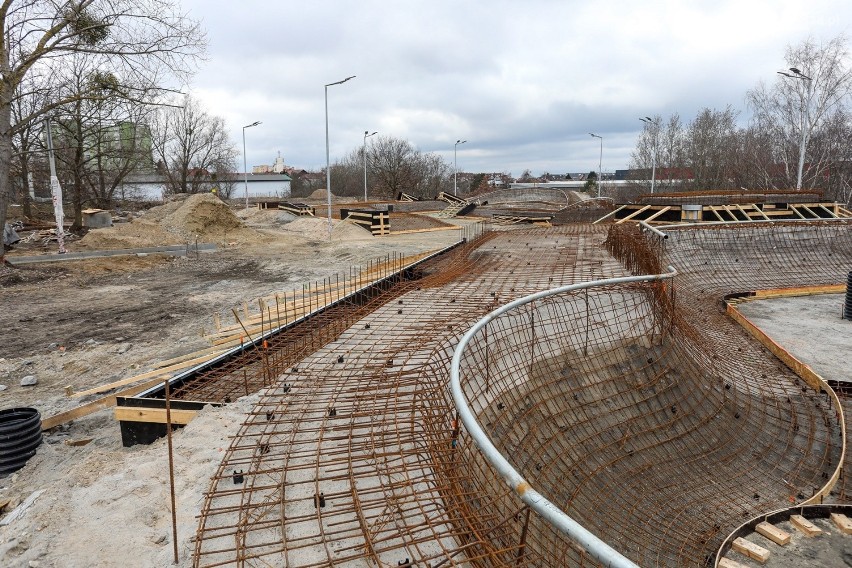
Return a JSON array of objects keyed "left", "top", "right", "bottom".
[
  {"left": 589, "top": 133, "right": 602, "bottom": 198},
  {"left": 796, "top": 78, "right": 811, "bottom": 190},
  {"left": 325, "top": 76, "right": 355, "bottom": 236},
  {"left": 363, "top": 130, "right": 376, "bottom": 201},
  {"left": 454, "top": 139, "right": 466, "bottom": 196},
  {"left": 242, "top": 121, "right": 261, "bottom": 209},
  {"left": 45, "top": 118, "right": 66, "bottom": 254}
]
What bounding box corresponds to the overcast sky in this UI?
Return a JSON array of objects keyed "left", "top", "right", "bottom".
[{"left": 181, "top": 0, "right": 851, "bottom": 178}]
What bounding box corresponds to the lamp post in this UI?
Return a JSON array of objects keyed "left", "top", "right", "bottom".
[
  {"left": 325, "top": 75, "right": 356, "bottom": 235},
  {"left": 639, "top": 117, "right": 660, "bottom": 193},
  {"left": 454, "top": 139, "right": 467, "bottom": 196},
  {"left": 363, "top": 130, "right": 377, "bottom": 202},
  {"left": 589, "top": 133, "right": 603, "bottom": 198},
  {"left": 242, "top": 121, "right": 261, "bottom": 209},
  {"left": 777, "top": 67, "right": 812, "bottom": 190}
]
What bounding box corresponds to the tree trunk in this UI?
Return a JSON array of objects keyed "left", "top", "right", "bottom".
[
  {"left": 0, "top": 83, "right": 13, "bottom": 263},
  {"left": 20, "top": 155, "right": 32, "bottom": 218}
]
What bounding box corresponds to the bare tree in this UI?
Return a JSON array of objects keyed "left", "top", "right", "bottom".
[
  {"left": 631, "top": 114, "right": 686, "bottom": 192},
  {"left": 746, "top": 35, "right": 852, "bottom": 190},
  {"left": 367, "top": 136, "right": 418, "bottom": 199},
  {"left": 10, "top": 74, "right": 50, "bottom": 218},
  {"left": 150, "top": 96, "right": 238, "bottom": 196},
  {"left": 0, "top": 0, "right": 205, "bottom": 260},
  {"left": 683, "top": 106, "right": 739, "bottom": 190},
  {"left": 48, "top": 54, "right": 157, "bottom": 227}
]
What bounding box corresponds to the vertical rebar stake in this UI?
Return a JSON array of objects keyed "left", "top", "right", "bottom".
[{"left": 165, "top": 379, "right": 179, "bottom": 564}]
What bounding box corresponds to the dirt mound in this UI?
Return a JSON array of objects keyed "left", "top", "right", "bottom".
[
  {"left": 79, "top": 194, "right": 267, "bottom": 249},
  {"left": 279, "top": 217, "right": 367, "bottom": 241},
  {"left": 308, "top": 188, "right": 339, "bottom": 201},
  {"left": 331, "top": 219, "right": 373, "bottom": 241},
  {"left": 236, "top": 207, "right": 297, "bottom": 226},
  {"left": 137, "top": 195, "right": 188, "bottom": 222},
  {"left": 78, "top": 219, "right": 181, "bottom": 249},
  {"left": 161, "top": 193, "right": 243, "bottom": 237}
]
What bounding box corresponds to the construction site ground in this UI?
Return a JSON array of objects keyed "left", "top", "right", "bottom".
[{"left": 0, "top": 195, "right": 469, "bottom": 567}]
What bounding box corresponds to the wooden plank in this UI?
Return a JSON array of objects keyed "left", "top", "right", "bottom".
[
  {"left": 42, "top": 378, "right": 166, "bottom": 430},
  {"left": 831, "top": 512, "right": 852, "bottom": 534},
  {"left": 113, "top": 406, "right": 197, "bottom": 425},
  {"left": 389, "top": 226, "right": 459, "bottom": 236},
  {"left": 789, "top": 204, "right": 807, "bottom": 219},
  {"left": 719, "top": 558, "right": 748, "bottom": 568},
  {"left": 0, "top": 490, "right": 45, "bottom": 527},
  {"left": 732, "top": 537, "right": 770, "bottom": 563},
  {"left": 591, "top": 204, "right": 628, "bottom": 224},
  {"left": 643, "top": 206, "right": 672, "bottom": 223},
  {"left": 615, "top": 204, "right": 652, "bottom": 224},
  {"left": 71, "top": 350, "right": 226, "bottom": 398},
  {"left": 709, "top": 207, "right": 726, "bottom": 222},
  {"left": 790, "top": 514, "right": 823, "bottom": 537},
  {"left": 755, "top": 521, "right": 790, "bottom": 545}
]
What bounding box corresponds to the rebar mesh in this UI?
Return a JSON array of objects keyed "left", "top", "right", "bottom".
[{"left": 192, "top": 220, "right": 852, "bottom": 568}]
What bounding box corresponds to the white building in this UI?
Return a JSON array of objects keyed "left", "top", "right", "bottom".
[{"left": 120, "top": 172, "right": 292, "bottom": 201}]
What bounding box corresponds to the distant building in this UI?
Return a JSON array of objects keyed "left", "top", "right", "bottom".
[
  {"left": 253, "top": 151, "right": 286, "bottom": 174},
  {"left": 120, "top": 172, "right": 292, "bottom": 201}
]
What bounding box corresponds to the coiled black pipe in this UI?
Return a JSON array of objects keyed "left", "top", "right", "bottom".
[
  {"left": 0, "top": 408, "right": 43, "bottom": 476},
  {"left": 845, "top": 271, "right": 852, "bottom": 321}
]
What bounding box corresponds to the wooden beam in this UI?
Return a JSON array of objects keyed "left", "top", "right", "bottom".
[
  {"left": 113, "top": 406, "right": 197, "bottom": 425},
  {"left": 831, "top": 512, "right": 852, "bottom": 534},
  {"left": 755, "top": 521, "right": 790, "bottom": 545},
  {"left": 42, "top": 378, "right": 167, "bottom": 430},
  {"left": 709, "top": 207, "right": 726, "bottom": 222},
  {"left": 591, "top": 204, "right": 628, "bottom": 224},
  {"left": 718, "top": 558, "right": 748, "bottom": 568},
  {"left": 789, "top": 204, "right": 807, "bottom": 219},
  {"left": 643, "top": 206, "right": 672, "bottom": 223},
  {"left": 731, "top": 537, "right": 770, "bottom": 563},
  {"left": 790, "top": 514, "right": 823, "bottom": 537},
  {"left": 818, "top": 203, "right": 838, "bottom": 218},
  {"left": 71, "top": 350, "right": 226, "bottom": 398},
  {"left": 615, "top": 204, "right": 652, "bottom": 224}
]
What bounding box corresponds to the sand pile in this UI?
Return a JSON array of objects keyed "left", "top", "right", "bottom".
[
  {"left": 79, "top": 194, "right": 266, "bottom": 249},
  {"left": 307, "top": 188, "right": 339, "bottom": 201},
  {"left": 280, "top": 218, "right": 372, "bottom": 241},
  {"left": 160, "top": 193, "right": 243, "bottom": 237},
  {"left": 236, "top": 207, "right": 297, "bottom": 226},
  {"left": 78, "top": 219, "right": 180, "bottom": 249}
]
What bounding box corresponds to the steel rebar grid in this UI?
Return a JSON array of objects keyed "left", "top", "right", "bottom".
[{"left": 192, "top": 221, "right": 851, "bottom": 567}]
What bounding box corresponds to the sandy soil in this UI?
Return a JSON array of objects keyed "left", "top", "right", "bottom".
[{"left": 0, "top": 199, "right": 465, "bottom": 567}]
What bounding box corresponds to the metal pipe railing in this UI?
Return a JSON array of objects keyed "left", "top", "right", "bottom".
[{"left": 449, "top": 266, "right": 678, "bottom": 568}]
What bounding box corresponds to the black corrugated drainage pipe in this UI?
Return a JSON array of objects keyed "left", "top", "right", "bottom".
[
  {"left": 844, "top": 271, "right": 852, "bottom": 320},
  {"left": 0, "top": 408, "right": 43, "bottom": 476}
]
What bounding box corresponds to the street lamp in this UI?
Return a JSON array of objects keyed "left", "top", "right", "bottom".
[
  {"left": 639, "top": 117, "right": 660, "bottom": 193},
  {"left": 363, "top": 130, "right": 377, "bottom": 202},
  {"left": 242, "top": 121, "right": 261, "bottom": 209},
  {"left": 777, "top": 67, "right": 812, "bottom": 190},
  {"left": 325, "top": 75, "right": 356, "bottom": 236},
  {"left": 454, "top": 139, "right": 467, "bottom": 196},
  {"left": 589, "top": 133, "right": 603, "bottom": 198}
]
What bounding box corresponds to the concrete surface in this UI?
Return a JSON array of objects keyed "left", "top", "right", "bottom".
[{"left": 736, "top": 294, "right": 851, "bottom": 383}]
